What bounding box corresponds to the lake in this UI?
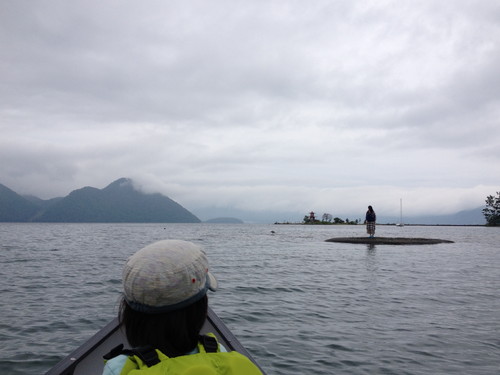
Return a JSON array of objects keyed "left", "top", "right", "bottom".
[{"left": 0, "top": 223, "right": 499, "bottom": 374}]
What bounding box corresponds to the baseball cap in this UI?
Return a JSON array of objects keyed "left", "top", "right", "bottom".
[{"left": 122, "top": 240, "right": 217, "bottom": 313}]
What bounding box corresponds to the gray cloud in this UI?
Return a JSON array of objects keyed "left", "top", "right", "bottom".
[{"left": 1, "top": 0, "right": 499, "bottom": 218}]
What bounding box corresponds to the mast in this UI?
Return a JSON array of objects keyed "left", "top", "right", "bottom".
[{"left": 400, "top": 198, "right": 403, "bottom": 226}]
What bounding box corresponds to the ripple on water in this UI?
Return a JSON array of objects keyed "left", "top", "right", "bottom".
[{"left": 2, "top": 224, "right": 500, "bottom": 375}]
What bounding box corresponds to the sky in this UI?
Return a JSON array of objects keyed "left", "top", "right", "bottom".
[{"left": 1, "top": 0, "right": 499, "bottom": 221}]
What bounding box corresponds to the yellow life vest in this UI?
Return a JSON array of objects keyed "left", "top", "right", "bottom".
[{"left": 113, "top": 334, "right": 263, "bottom": 375}]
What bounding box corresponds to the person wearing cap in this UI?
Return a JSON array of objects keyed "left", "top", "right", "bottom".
[{"left": 102, "top": 240, "right": 262, "bottom": 375}]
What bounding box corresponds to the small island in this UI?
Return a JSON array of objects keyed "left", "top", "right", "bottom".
[{"left": 325, "top": 237, "right": 454, "bottom": 245}]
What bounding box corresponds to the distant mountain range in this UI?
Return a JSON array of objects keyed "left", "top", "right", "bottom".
[
  {"left": 194, "top": 206, "right": 486, "bottom": 225},
  {"left": 0, "top": 178, "right": 200, "bottom": 223},
  {"left": 390, "top": 207, "right": 486, "bottom": 226},
  {"left": 0, "top": 178, "right": 488, "bottom": 225}
]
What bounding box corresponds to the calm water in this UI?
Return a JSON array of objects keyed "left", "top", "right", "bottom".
[{"left": 0, "top": 223, "right": 499, "bottom": 374}]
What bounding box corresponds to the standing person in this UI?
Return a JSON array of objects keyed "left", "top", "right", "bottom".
[
  {"left": 365, "top": 205, "right": 376, "bottom": 238},
  {"left": 102, "top": 239, "right": 262, "bottom": 375}
]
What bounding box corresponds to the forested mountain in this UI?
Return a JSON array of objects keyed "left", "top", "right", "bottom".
[
  {"left": 0, "top": 178, "right": 200, "bottom": 223},
  {"left": 0, "top": 183, "right": 39, "bottom": 221}
]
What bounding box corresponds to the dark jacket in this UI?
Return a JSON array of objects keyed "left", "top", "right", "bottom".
[{"left": 366, "top": 211, "right": 376, "bottom": 222}]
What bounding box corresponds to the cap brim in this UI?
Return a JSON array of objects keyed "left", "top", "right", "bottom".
[{"left": 207, "top": 272, "right": 218, "bottom": 292}]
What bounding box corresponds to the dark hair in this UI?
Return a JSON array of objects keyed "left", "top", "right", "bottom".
[
  {"left": 368, "top": 205, "right": 374, "bottom": 213},
  {"left": 119, "top": 295, "right": 208, "bottom": 357}
]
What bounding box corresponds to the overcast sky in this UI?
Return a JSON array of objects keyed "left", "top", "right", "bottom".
[{"left": 1, "top": 0, "right": 499, "bottom": 220}]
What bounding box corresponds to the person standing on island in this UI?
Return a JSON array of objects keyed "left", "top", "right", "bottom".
[
  {"left": 365, "top": 205, "right": 376, "bottom": 238},
  {"left": 102, "top": 239, "right": 262, "bottom": 375}
]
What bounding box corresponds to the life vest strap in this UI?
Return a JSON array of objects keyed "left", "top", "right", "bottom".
[
  {"left": 199, "top": 334, "right": 218, "bottom": 353},
  {"left": 103, "top": 344, "right": 160, "bottom": 367},
  {"left": 103, "top": 335, "right": 219, "bottom": 367},
  {"left": 103, "top": 344, "right": 125, "bottom": 360},
  {"left": 128, "top": 346, "right": 161, "bottom": 367}
]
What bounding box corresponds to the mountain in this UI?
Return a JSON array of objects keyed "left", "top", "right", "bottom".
[
  {"left": 402, "top": 207, "right": 486, "bottom": 225},
  {"left": 0, "top": 184, "right": 39, "bottom": 222},
  {"left": 193, "top": 206, "right": 486, "bottom": 225},
  {"left": 23, "top": 195, "right": 63, "bottom": 209},
  {"left": 193, "top": 206, "right": 303, "bottom": 224},
  {"left": 194, "top": 205, "right": 487, "bottom": 225},
  {"left": 0, "top": 178, "right": 200, "bottom": 223},
  {"left": 0, "top": 179, "right": 487, "bottom": 225},
  {"left": 327, "top": 207, "right": 485, "bottom": 225}
]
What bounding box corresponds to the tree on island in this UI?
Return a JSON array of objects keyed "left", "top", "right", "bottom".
[
  {"left": 302, "top": 213, "right": 358, "bottom": 225},
  {"left": 483, "top": 192, "right": 500, "bottom": 226}
]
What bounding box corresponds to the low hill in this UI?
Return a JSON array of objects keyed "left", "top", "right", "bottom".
[{"left": 384, "top": 207, "right": 486, "bottom": 225}]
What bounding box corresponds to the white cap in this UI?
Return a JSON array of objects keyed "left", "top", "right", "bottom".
[{"left": 122, "top": 240, "right": 217, "bottom": 313}]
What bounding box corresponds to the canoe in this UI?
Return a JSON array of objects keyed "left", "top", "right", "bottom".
[{"left": 45, "top": 306, "right": 265, "bottom": 375}]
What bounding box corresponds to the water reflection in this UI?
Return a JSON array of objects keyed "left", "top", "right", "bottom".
[
  {"left": 366, "top": 243, "right": 376, "bottom": 252},
  {"left": 365, "top": 243, "right": 378, "bottom": 276}
]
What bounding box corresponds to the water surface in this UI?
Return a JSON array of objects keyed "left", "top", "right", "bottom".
[{"left": 0, "top": 223, "right": 499, "bottom": 374}]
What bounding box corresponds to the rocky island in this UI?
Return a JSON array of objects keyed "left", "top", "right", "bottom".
[{"left": 325, "top": 237, "right": 454, "bottom": 245}]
